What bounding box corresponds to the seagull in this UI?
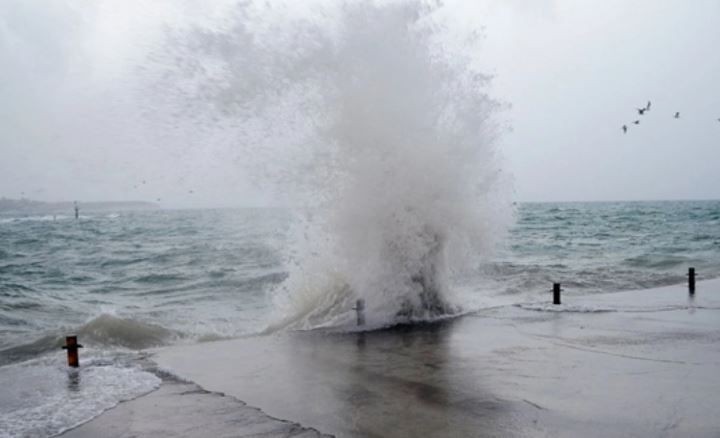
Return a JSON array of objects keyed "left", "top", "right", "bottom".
[
  {"left": 674, "top": 112, "right": 680, "bottom": 119},
  {"left": 637, "top": 108, "right": 646, "bottom": 115},
  {"left": 633, "top": 120, "right": 640, "bottom": 125},
  {"left": 622, "top": 125, "right": 627, "bottom": 134}
]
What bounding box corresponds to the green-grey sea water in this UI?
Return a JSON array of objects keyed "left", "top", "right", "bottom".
[
  {"left": 1, "top": 201, "right": 719, "bottom": 437},
  {"left": 2, "top": 201, "right": 720, "bottom": 358}
]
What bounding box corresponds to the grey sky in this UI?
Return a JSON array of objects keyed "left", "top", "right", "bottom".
[
  {"left": 1, "top": 0, "right": 719, "bottom": 206},
  {"left": 472, "top": 0, "right": 720, "bottom": 202}
]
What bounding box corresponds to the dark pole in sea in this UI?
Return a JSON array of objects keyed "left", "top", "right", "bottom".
[
  {"left": 74, "top": 201, "right": 79, "bottom": 220},
  {"left": 688, "top": 267, "right": 696, "bottom": 294},
  {"left": 354, "top": 299, "right": 365, "bottom": 326},
  {"left": 553, "top": 283, "right": 562, "bottom": 305},
  {"left": 62, "top": 335, "right": 83, "bottom": 367}
]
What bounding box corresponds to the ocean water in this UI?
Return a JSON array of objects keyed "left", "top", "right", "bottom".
[
  {"left": 486, "top": 200, "right": 720, "bottom": 297},
  {"left": 1, "top": 201, "right": 718, "bottom": 437},
  {"left": 0, "top": 208, "right": 288, "bottom": 438}
]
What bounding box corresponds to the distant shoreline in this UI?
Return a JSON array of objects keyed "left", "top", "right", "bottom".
[{"left": 0, "top": 198, "right": 160, "bottom": 214}]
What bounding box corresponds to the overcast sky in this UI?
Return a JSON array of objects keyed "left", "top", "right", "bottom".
[{"left": 1, "top": 0, "right": 719, "bottom": 206}]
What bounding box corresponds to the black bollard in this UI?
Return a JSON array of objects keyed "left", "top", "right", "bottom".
[
  {"left": 354, "top": 299, "right": 365, "bottom": 326},
  {"left": 553, "top": 283, "right": 562, "bottom": 305},
  {"left": 62, "top": 335, "right": 84, "bottom": 367},
  {"left": 688, "top": 267, "right": 695, "bottom": 294}
]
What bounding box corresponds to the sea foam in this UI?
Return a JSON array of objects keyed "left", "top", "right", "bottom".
[{"left": 150, "top": 0, "right": 512, "bottom": 330}]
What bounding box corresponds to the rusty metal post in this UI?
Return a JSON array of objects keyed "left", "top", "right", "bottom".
[
  {"left": 553, "top": 283, "right": 561, "bottom": 305},
  {"left": 62, "top": 335, "right": 83, "bottom": 367},
  {"left": 688, "top": 267, "right": 695, "bottom": 294},
  {"left": 354, "top": 299, "right": 365, "bottom": 326}
]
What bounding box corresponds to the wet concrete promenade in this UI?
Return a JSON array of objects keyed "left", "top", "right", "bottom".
[{"left": 67, "top": 280, "right": 720, "bottom": 437}]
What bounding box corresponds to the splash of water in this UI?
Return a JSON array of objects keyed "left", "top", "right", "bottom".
[{"left": 151, "top": 0, "right": 513, "bottom": 330}]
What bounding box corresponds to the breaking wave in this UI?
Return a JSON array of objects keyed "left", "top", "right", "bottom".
[
  {"left": 152, "top": 0, "right": 512, "bottom": 330},
  {"left": 0, "top": 314, "right": 177, "bottom": 366}
]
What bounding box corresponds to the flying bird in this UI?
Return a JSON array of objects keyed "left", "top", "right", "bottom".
[
  {"left": 637, "top": 108, "right": 646, "bottom": 115},
  {"left": 633, "top": 120, "right": 640, "bottom": 125},
  {"left": 674, "top": 112, "right": 680, "bottom": 119},
  {"left": 622, "top": 125, "right": 627, "bottom": 134}
]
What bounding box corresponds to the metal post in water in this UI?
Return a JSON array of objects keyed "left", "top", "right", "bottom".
[
  {"left": 62, "top": 335, "right": 84, "bottom": 367},
  {"left": 553, "top": 283, "right": 562, "bottom": 305},
  {"left": 74, "top": 202, "right": 79, "bottom": 220},
  {"left": 354, "top": 299, "right": 365, "bottom": 326},
  {"left": 688, "top": 267, "right": 696, "bottom": 294}
]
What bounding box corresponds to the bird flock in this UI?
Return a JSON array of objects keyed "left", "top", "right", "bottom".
[{"left": 622, "top": 101, "right": 719, "bottom": 134}]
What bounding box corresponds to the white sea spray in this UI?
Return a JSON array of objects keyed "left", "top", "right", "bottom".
[{"left": 147, "top": 0, "right": 513, "bottom": 329}]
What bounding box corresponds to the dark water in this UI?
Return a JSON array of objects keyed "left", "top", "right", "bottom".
[
  {"left": 0, "top": 201, "right": 719, "bottom": 437},
  {"left": 2, "top": 201, "right": 720, "bottom": 355},
  {"left": 485, "top": 200, "right": 720, "bottom": 297},
  {"left": 0, "top": 208, "right": 290, "bottom": 437},
  {"left": 0, "top": 209, "right": 288, "bottom": 356},
  {"left": 2, "top": 202, "right": 719, "bottom": 357}
]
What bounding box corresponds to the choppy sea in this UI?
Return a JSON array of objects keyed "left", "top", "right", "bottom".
[{"left": 1, "top": 200, "right": 719, "bottom": 437}]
